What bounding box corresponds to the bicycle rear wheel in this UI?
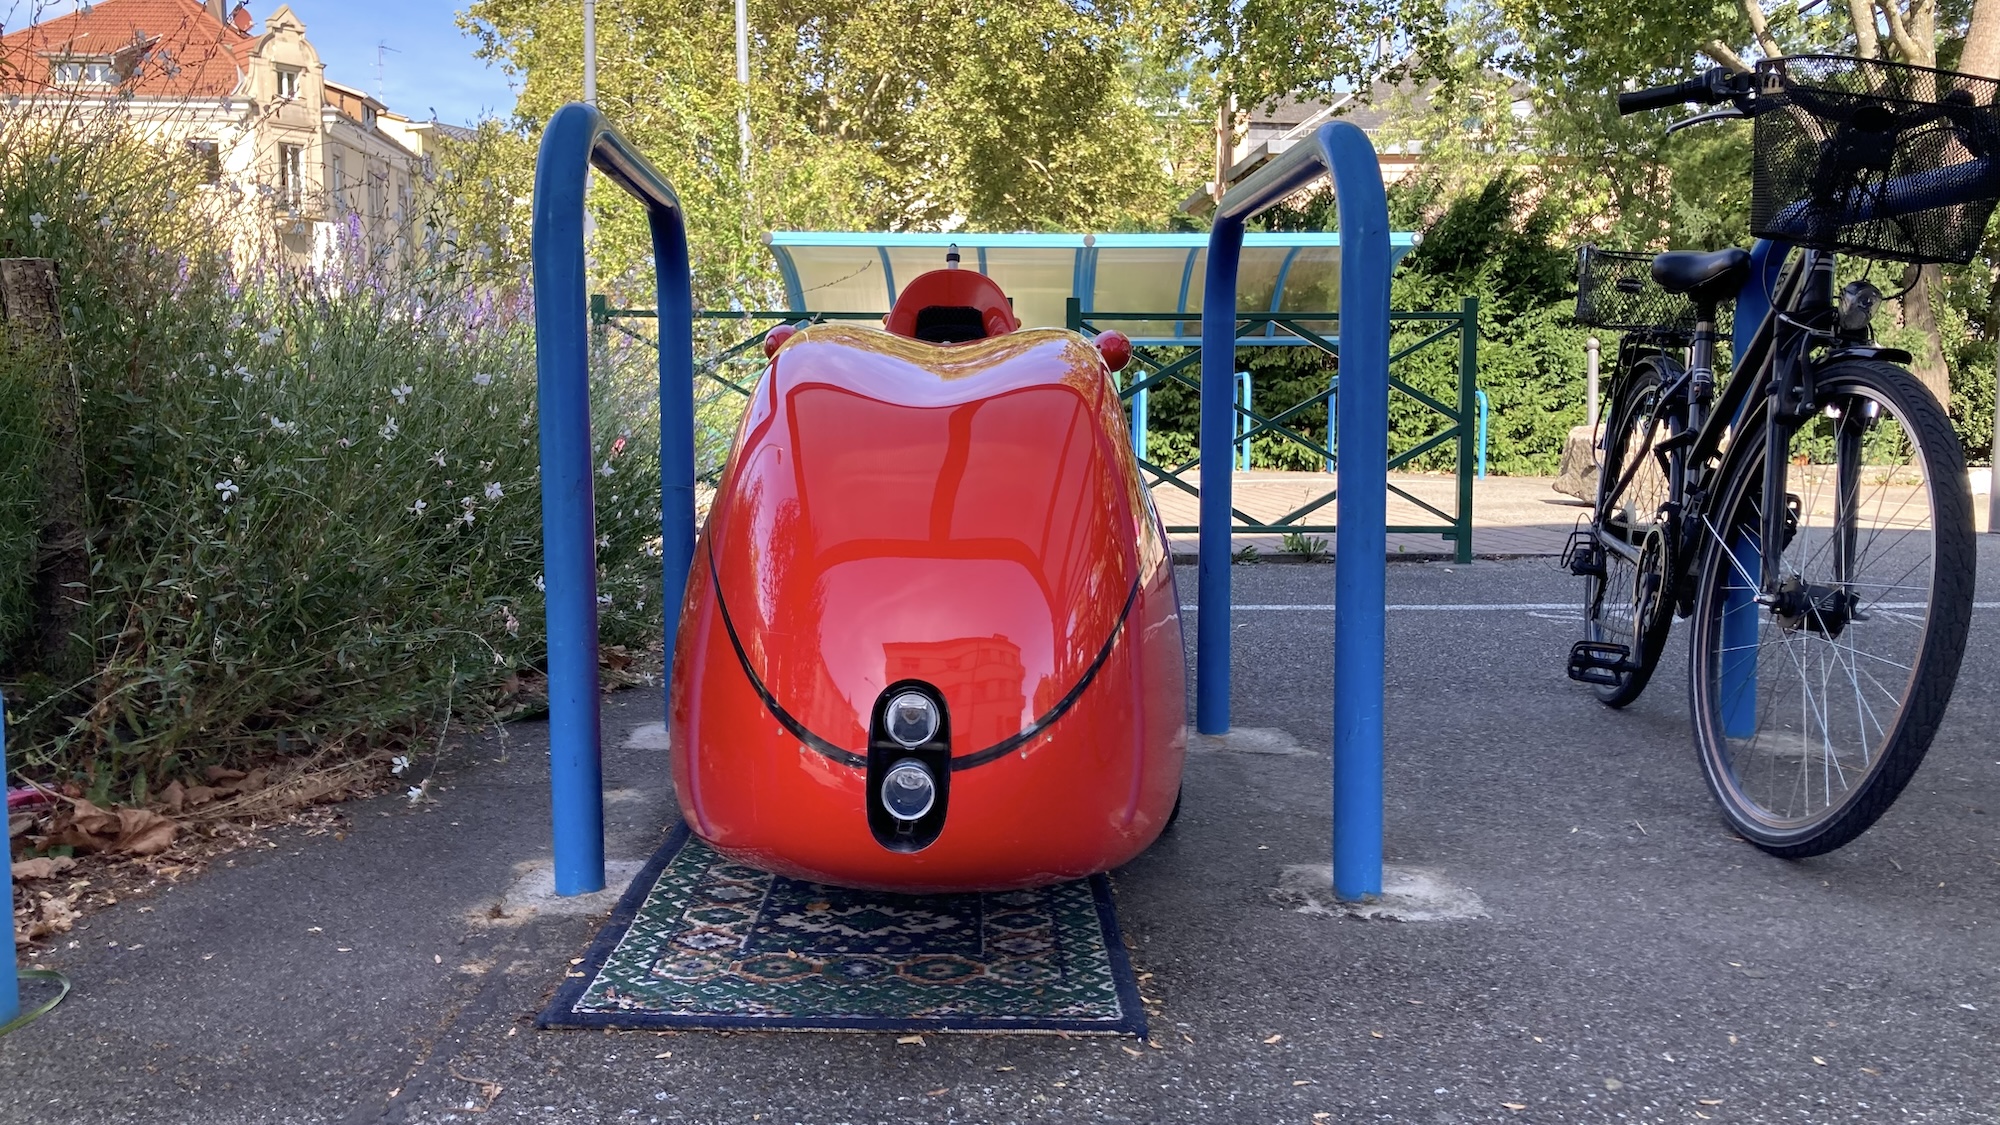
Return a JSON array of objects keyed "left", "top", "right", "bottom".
[
  {"left": 1583, "top": 360, "right": 1678, "bottom": 706},
  {"left": 1687, "top": 360, "right": 1974, "bottom": 856}
]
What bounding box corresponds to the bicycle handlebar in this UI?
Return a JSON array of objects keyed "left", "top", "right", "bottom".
[{"left": 1618, "top": 69, "right": 1742, "bottom": 115}]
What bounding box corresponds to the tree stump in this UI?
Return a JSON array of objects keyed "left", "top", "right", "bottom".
[{"left": 0, "top": 258, "right": 92, "bottom": 679}]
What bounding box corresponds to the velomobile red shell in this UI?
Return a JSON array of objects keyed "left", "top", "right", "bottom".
[{"left": 667, "top": 318, "right": 1187, "bottom": 892}]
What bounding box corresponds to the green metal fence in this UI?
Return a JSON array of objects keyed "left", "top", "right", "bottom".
[{"left": 588, "top": 294, "right": 1480, "bottom": 563}]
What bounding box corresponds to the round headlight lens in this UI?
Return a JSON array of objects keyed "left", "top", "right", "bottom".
[
  {"left": 881, "top": 759, "right": 937, "bottom": 821},
  {"left": 884, "top": 691, "right": 939, "bottom": 747}
]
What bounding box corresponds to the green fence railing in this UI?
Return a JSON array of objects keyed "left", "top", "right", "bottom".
[{"left": 589, "top": 295, "right": 1480, "bottom": 563}]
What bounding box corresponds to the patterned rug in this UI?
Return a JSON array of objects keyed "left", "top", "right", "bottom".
[{"left": 538, "top": 824, "right": 1144, "bottom": 1035}]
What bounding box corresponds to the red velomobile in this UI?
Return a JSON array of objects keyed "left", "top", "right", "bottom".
[{"left": 667, "top": 253, "right": 1187, "bottom": 893}]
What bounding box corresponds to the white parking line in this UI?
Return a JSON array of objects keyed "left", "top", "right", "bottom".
[{"left": 1180, "top": 601, "right": 2000, "bottom": 612}]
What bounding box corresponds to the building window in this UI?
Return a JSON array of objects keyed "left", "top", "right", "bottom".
[
  {"left": 52, "top": 59, "right": 116, "bottom": 85},
  {"left": 275, "top": 66, "right": 300, "bottom": 100},
  {"left": 330, "top": 152, "right": 346, "bottom": 210},
  {"left": 278, "top": 143, "right": 304, "bottom": 207},
  {"left": 187, "top": 139, "right": 222, "bottom": 184},
  {"left": 362, "top": 105, "right": 377, "bottom": 129}
]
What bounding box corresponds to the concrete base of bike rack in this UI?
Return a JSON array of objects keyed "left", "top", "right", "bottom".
[
  {"left": 1189, "top": 727, "right": 1316, "bottom": 756},
  {"left": 1273, "top": 864, "right": 1488, "bottom": 922}
]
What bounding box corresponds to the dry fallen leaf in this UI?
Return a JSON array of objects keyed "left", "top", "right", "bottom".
[
  {"left": 12, "top": 855, "right": 77, "bottom": 881},
  {"left": 1121, "top": 1046, "right": 1143, "bottom": 1058},
  {"left": 653, "top": 1052, "right": 672, "bottom": 1059},
  {"left": 995, "top": 1066, "right": 1015, "bottom": 1072},
  {"left": 1263, "top": 1034, "right": 1283, "bottom": 1044},
  {"left": 1860, "top": 1067, "right": 1881, "bottom": 1076},
  {"left": 1698, "top": 1099, "right": 1723, "bottom": 1106},
  {"left": 1292, "top": 1080, "right": 1314, "bottom": 1087},
  {"left": 924, "top": 1088, "right": 948, "bottom": 1097},
  {"left": 1370, "top": 1031, "right": 1384, "bottom": 1039},
  {"left": 896, "top": 1035, "right": 925, "bottom": 1046},
  {"left": 1812, "top": 1056, "right": 1827, "bottom": 1066},
  {"left": 1501, "top": 1103, "right": 1527, "bottom": 1112}
]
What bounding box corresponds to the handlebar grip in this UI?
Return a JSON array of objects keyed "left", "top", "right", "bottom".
[{"left": 1618, "top": 72, "right": 1722, "bottom": 115}]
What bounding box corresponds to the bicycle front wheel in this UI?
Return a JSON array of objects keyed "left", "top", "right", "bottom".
[{"left": 1687, "top": 360, "right": 1975, "bottom": 856}]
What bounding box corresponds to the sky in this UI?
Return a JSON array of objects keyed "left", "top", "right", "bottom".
[{"left": 4, "top": 0, "right": 521, "bottom": 126}]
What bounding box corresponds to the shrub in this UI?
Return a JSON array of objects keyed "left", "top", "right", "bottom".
[{"left": 0, "top": 102, "right": 663, "bottom": 800}]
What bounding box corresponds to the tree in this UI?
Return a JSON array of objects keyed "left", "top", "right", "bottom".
[
  {"left": 1133, "top": 0, "right": 1451, "bottom": 198},
  {"left": 1490, "top": 0, "right": 2000, "bottom": 406},
  {"left": 462, "top": 0, "right": 1207, "bottom": 307}
]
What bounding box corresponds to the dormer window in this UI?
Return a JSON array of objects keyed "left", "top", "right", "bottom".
[
  {"left": 275, "top": 66, "right": 300, "bottom": 100},
  {"left": 51, "top": 59, "right": 116, "bottom": 85},
  {"left": 362, "top": 105, "right": 377, "bottom": 129}
]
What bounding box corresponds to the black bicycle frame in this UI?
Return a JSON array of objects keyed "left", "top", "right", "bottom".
[{"left": 1633, "top": 243, "right": 1838, "bottom": 600}]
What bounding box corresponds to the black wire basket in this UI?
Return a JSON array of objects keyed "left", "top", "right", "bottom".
[
  {"left": 1752, "top": 55, "right": 2000, "bottom": 265},
  {"left": 1574, "top": 246, "right": 1732, "bottom": 339}
]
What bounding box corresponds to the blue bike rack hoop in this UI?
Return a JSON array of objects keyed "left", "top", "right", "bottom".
[
  {"left": 1198, "top": 121, "right": 1394, "bottom": 901},
  {"left": 532, "top": 103, "right": 699, "bottom": 897}
]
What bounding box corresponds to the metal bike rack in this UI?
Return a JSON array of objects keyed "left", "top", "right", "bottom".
[{"left": 1197, "top": 121, "right": 1395, "bottom": 901}]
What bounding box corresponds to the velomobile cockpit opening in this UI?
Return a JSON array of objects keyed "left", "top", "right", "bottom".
[{"left": 884, "top": 244, "right": 1022, "bottom": 344}]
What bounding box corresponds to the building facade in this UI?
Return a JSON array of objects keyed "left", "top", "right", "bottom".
[{"left": 0, "top": 0, "right": 456, "bottom": 266}]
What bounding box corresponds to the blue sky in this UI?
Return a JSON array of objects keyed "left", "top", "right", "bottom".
[
  {"left": 289, "top": 0, "right": 518, "bottom": 125},
  {"left": 5, "top": 0, "right": 520, "bottom": 125}
]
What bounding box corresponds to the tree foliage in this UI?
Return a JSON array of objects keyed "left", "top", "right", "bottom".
[{"left": 462, "top": 0, "right": 1209, "bottom": 306}]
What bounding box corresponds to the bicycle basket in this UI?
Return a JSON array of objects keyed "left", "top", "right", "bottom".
[
  {"left": 1752, "top": 55, "right": 2000, "bottom": 264},
  {"left": 1574, "top": 246, "right": 1733, "bottom": 338}
]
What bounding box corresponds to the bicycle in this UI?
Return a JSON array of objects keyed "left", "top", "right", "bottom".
[{"left": 1564, "top": 55, "right": 1987, "bottom": 857}]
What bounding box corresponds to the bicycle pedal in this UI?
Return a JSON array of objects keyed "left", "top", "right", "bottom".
[
  {"left": 1562, "top": 530, "right": 1605, "bottom": 578},
  {"left": 1567, "top": 640, "right": 1633, "bottom": 686}
]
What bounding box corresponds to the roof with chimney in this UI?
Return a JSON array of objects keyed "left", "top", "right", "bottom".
[{"left": 0, "top": 0, "right": 256, "bottom": 98}]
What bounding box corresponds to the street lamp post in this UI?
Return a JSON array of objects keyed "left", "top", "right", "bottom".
[{"left": 582, "top": 0, "right": 597, "bottom": 105}]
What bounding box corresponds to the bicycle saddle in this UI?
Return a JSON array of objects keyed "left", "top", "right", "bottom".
[{"left": 1650, "top": 247, "right": 1751, "bottom": 305}]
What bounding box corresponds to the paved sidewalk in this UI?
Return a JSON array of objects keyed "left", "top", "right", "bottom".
[{"left": 6, "top": 548, "right": 2000, "bottom": 1123}]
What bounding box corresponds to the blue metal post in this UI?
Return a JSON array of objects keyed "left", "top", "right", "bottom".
[
  {"left": 1202, "top": 121, "right": 1392, "bottom": 899},
  {"left": 533, "top": 103, "right": 694, "bottom": 896},
  {"left": 1475, "top": 389, "right": 1490, "bottom": 479},
  {"left": 1131, "top": 385, "right": 1148, "bottom": 462},
  {"left": 1721, "top": 532, "right": 1761, "bottom": 737},
  {"left": 1325, "top": 379, "right": 1338, "bottom": 473},
  {"left": 2, "top": 700, "right": 17, "bottom": 1027},
  {"left": 1324, "top": 127, "right": 1391, "bottom": 902},
  {"left": 1196, "top": 215, "right": 1245, "bottom": 735}
]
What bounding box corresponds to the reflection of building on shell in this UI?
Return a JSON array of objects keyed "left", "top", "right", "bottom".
[{"left": 883, "top": 636, "right": 1027, "bottom": 749}]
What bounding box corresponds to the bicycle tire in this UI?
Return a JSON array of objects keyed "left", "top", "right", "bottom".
[
  {"left": 1687, "top": 360, "right": 1974, "bottom": 856},
  {"left": 1584, "top": 358, "right": 1680, "bottom": 707}
]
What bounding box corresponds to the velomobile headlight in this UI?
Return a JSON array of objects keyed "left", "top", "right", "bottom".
[
  {"left": 881, "top": 759, "right": 937, "bottom": 821},
  {"left": 884, "top": 691, "right": 939, "bottom": 747}
]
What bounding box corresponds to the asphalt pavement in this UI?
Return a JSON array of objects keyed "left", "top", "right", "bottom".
[{"left": 5, "top": 544, "right": 2000, "bottom": 1124}]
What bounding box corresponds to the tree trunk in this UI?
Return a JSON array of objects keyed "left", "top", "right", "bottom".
[
  {"left": 0, "top": 258, "right": 92, "bottom": 680},
  {"left": 1212, "top": 85, "right": 1236, "bottom": 203},
  {"left": 1966, "top": 0, "right": 2000, "bottom": 78},
  {"left": 1898, "top": 262, "right": 1954, "bottom": 408}
]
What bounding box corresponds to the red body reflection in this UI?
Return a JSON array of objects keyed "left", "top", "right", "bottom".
[{"left": 668, "top": 278, "right": 1186, "bottom": 892}]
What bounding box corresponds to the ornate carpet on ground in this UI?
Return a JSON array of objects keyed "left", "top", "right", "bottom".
[{"left": 538, "top": 824, "right": 1145, "bottom": 1034}]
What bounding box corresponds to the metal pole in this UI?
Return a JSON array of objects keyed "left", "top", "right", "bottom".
[
  {"left": 735, "top": 0, "right": 751, "bottom": 177},
  {"left": 1324, "top": 126, "right": 1391, "bottom": 901},
  {"left": 533, "top": 104, "right": 694, "bottom": 895},
  {"left": 1454, "top": 298, "right": 1478, "bottom": 565},
  {"left": 1196, "top": 215, "right": 1244, "bottom": 735},
  {"left": 582, "top": 0, "right": 597, "bottom": 105},
  {"left": 1586, "top": 335, "right": 1600, "bottom": 432},
  {"left": 2, "top": 698, "right": 18, "bottom": 1026}
]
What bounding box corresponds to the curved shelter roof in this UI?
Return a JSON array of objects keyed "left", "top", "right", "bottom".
[{"left": 765, "top": 230, "right": 1418, "bottom": 346}]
